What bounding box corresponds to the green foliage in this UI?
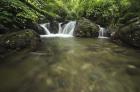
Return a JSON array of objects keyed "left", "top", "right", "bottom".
[
  {"left": 38, "top": 0, "right": 133, "bottom": 22},
  {"left": 0, "top": 0, "right": 140, "bottom": 28},
  {"left": 0, "top": 0, "right": 42, "bottom": 29}
]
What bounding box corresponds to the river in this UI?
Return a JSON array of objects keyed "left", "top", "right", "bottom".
[{"left": 0, "top": 38, "right": 140, "bottom": 92}]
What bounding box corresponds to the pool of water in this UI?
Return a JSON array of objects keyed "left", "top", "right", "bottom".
[{"left": 0, "top": 38, "right": 140, "bottom": 92}]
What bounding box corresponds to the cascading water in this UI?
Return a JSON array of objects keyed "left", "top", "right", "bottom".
[
  {"left": 62, "top": 21, "right": 76, "bottom": 35},
  {"left": 40, "top": 23, "right": 50, "bottom": 35},
  {"left": 98, "top": 25, "right": 108, "bottom": 38},
  {"left": 40, "top": 21, "right": 76, "bottom": 37},
  {"left": 58, "top": 23, "right": 63, "bottom": 34}
]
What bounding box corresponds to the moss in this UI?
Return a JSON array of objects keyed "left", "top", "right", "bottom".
[
  {"left": 74, "top": 18, "right": 99, "bottom": 37},
  {"left": 0, "top": 29, "right": 41, "bottom": 50}
]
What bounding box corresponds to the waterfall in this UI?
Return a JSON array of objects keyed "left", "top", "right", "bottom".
[
  {"left": 40, "top": 23, "right": 50, "bottom": 35},
  {"left": 40, "top": 21, "right": 76, "bottom": 37},
  {"left": 98, "top": 25, "right": 108, "bottom": 38},
  {"left": 62, "top": 21, "right": 76, "bottom": 35},
  {"left": 58, "top": 23, "right": 63, "bottom": 34}
]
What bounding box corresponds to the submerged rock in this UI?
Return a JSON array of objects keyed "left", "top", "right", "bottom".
[
  {"left": 0, "top": 29, "right": 41, "bottom": 50},
  {"left": 74, "top": 18, "right": 99, "bottom": 37},
  {"left": 126, "top": 65, "right": 140, "bottom": 76}
]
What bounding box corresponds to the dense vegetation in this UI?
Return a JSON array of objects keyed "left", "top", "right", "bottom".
[{"left": 1, "top": 0, "right": 140, "bottom": 27}]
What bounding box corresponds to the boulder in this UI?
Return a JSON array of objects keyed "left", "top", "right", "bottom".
[
  {"left": 112, "top": 17, "right": 140, "bottom": 48},
  {"left": 0, "top": 29, "right": 41, "bottom": 50},
  {"left": 74, "top": 18, "right": 99, "bottom": 37}
]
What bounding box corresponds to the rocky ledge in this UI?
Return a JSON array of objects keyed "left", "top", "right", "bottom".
[
  {"left": 0, "top": 29, "right": 41, "bottom": 58},
  {"left": 111, "top": 16, "right": 140, "bottom": 48}
]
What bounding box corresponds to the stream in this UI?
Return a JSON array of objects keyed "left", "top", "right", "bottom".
[{"left": 0, "top": 38, "right": 140, "bottom": 92}]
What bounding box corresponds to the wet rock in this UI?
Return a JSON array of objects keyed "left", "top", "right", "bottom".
[
  {"left": 126, "top": 66, "right": 140, "bottom": 76},
  {"left": 74, "top": 18, "right": 99, "bottom": 37},
  {"left": 0, "top": 29, "right": 41, "bottom": 50},
  {"left": 111, "top": 17, "right": 140, "bottom": 48},
  {"left": 0, "top": 24, "right": 9, "bottom": 34},
  {"left": 50, "top": 21, "right": 59, "bottom": 33},
  {"left": 61, "top": 21, "right": 69, "bottom": 26}
]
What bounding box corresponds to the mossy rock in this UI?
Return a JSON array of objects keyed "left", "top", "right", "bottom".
[
  {"left": 113, "top": 17, "right": 140, "bottom": 48},
  {"left": 0, "top": 29, "right": 41, "bottom": 50},
  {"left": 74, "top": 18, "right": 99, "bottom": 38}
]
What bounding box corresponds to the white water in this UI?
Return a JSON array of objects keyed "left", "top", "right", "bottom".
[
  {"left": 62, "top": 21, "right": 76, "bottom": 35},
  {"left": 40, "top": 23, "right": 50, "bottom": 35},
  {"left": 58, "top": 23, "right": 63, "bottom": 34},
  {"left": 40, "top": 21, "right": 76, "bottom": 38},
  {"left": 98, "top": 25, "right": 108, "bottom": 38}
]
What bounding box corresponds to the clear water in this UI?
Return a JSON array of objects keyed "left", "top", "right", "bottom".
[
  {"left": 0, "top": 38, "right": 140, "bottom": 92},
  {"left": 40, "top": 34, "right": 73, "bottom": 38}
]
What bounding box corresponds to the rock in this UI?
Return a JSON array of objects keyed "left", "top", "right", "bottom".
[
  {"left": 126, "top": 65, "right": 140, "bottom": 76},
  {"left": 0, "top": 24, "right": 10, "bottom": 34},
  {"left": 50, "top": 21, "right": 59, "bottom": 33},
  {"left": 0, "top": 29, "right": 41, "bottom": 50},
  {"left": 116, "top": 19, "right": 140, "bottom": 48},
  {"left": 61, "top": 21, "right": 69, "bottom": 26},
  {"left": 111, "top": 16, "right": 140, "bottom": 48},
  {"left": 74, "top": 18, "right": 99, "bottom": 37},
  {"left": 26, "top": 23, "right": 46, "bottom": 35}
]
